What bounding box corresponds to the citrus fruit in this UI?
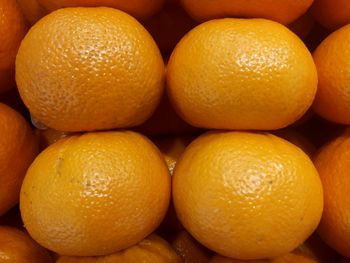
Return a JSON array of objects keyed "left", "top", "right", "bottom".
[
  {"left": 313, "top": 130, "right": 350, "bottom": 257},
  {"left": 173, "top": 131, "right": 323, "bottom": 260},
  {"left": 0, "top": 103, "right": 38, "bottom": 216},
  {"left": 16, "top": 7, "right": 164, "bottom": 132},
  {"left": 152, "top": 135, "right": 193, "bottom": 175},
  {"left": 0, "top": 0, "right": 27, "bottom": 93},
  {"left": 312, "top": 24, "right": 350, "bottom": 125},
  {"left": 311, "top": 0, "right": 350, "bottom": 30},
  {"left": 36, "top": 0, "right": 164, "bottom": 19},
  {"left": 143, "top": 1, "right": 197, "bottom": 55},
  {"left": 56, "top": 234, "right": 181, "bottom": 263},
  {"left": 171, "top": 230, "right": 210, "bottom": 263},
  {"left": 167, "top": 18, "right": 317, "bottom": 130},
  {"left": 179, "top": 0, "right": 313, "bottom": 24},
  {"left": 0, "top": 226, "right": 52, "bottom": 263},
  {"left": 20, "top": 131, "right": 170, "bottom": 256},
  {"left": 17, "top": 0, "right": 48, "bottom": 24}
]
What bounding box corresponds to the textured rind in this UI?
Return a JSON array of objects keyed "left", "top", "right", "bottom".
[
  {"left": 173, "top": 131, "right": 323, "bottom": 260},
  {"left": 20, "top": 131, "right": 171, "bottom": 256},
  {"left": 313, "top": 24, "right": 350, "bottom": 124},
  {"left": 16, "top": 7, "right": 165, "bottom": 132},
  {"left": 314, "top": 130, "right": 350, "bottom": 257},
  {"left": 167, "top": 18, "right": 317, "bottom": 130}
]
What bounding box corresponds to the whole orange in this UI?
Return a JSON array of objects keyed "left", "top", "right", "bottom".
[
  {"left": 0, "top": 0, "right": 27, "bottom": 93},
  {"left": 173, "top": 131, "right": 323, "bottom": 260},
  {"left": 312, "top": 24, "right": 350, "bottom": 125},
  {"left": 16, "top": 7, "right": 164, "bottom": 132},
  {"left": 0, "top": 103, "right": 38, "bottom": 216},
  {"left": 37, "top": 0, "right": 164, "bottom": 19},
  {"left": 314, "top": 130, "right": 350, "bottom": 257},
  {"left": 56, "top": 234, "right": 181, "bottom": 263},
  {"left": 20, "top": 131, "right": 171, "bottom": 256},
  {"left": 0, "top": 226, "right": 52, "bottom": 263},
  {"left": 167, "top": 19, "right": 317, "bottom": 130},
  {"left": 171, "top": 230, "right": 210, "bottom": 263},
  {"left": 180, "top": 0, "right": 313, "bottom": 24},
  {"left": 311, "top": 0, "right": 350, "bottom": 30}
]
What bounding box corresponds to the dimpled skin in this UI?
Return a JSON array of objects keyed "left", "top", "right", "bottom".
[
  {"left": 0, "top": 226, "right": 53, "bottom": 263},
  {"left": 313, "top": 130, "right": 350, "bottom": 257},
  {"left": 20, "top": 131, "right": 171, "bottom": 256},
  {"left": 16, "top": 7, "right": 165, "bottom": 132},
  {"left": 173, "top": 131, "right": 323, "bottom": 260},
  {"left": 311, "top": 0, "right": 350, "bottom": 30},
  {"left": 56, "top": 234, "right": 182, "bottom": 263},
  {"left": 0, "top": 103, "right": 38, "bottom": 216},
  {"left": 38, "top": 0, "right": 165, "bottom": 19},
  {"left": 0, "top": 0, "right": 27, "bottom": 92},
  {"left": 167, "top": 19, "right": 317, "bottom": 131},
  {"left": 180, "top": 0, "right": 313, "bottom": 24},
  {"left": 312, "top": 25, "right": 350, "bottom": 125}
]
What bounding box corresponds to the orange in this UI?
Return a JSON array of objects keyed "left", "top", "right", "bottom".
[
  {"left": 0, "top": 226, "right": 52, "bottom": 263},
  {"left": 143, "top": 1, "right": 197, "bottom": 55},
  {"left": 171, "top": 230, "right": 210, "bottom": 263},
  {"left": 312, "top": 24, "right": 350, "bottom": 125},
  {"left": 56, "top": 234, "right": 181, "bottom": 263},
  {"left": 36, "top": 128, "right": 76, "bottom": 150},
  {"left": 0, "top": 103, "right": 38, "bottom": 216},
  {"left": 152, "top": 135, "right": 193, "bottom": 175},
  {"left": 167, "top": 19, "right": 317, "bottom": 130},
  {"left": 313, "top": 130, "right": 350, "bottom": 257},
  {"left": 17, "top": 0, "right": 48, "bottom": 24},
  {"left": 16, "top": 7, "right": 164, "bottom": 132},
  {"left": 20, "top": 131, "right": 170, "bottom": 256},
  {"left": 180, "top": 0, "right": 313, "bottom": 24},
  {"left": 173, "top": 131, "right": 323, "bottom": 260},
  {"left": 37, "top": 0, "right": 164, "bottom": 19},
  {"left": 0, "top": 0, "right": 27, "bottom": 93},
  {"left": 135, "top": 93, "right": 197, "bottom": 136},
  {"left": 209, "top": 254, "right": 318, "bottom": 263},
  {"left": 311, "top": 0, "right": 350, "bottom": 30}
]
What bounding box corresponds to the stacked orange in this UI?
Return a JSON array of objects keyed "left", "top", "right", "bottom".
[{"left": 0, "top": 0, "right": 348, "bottom": 262}]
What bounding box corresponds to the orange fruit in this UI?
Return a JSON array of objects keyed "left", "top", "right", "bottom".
[
  {"left": 135, "top": 92, "right": 197, "bottom": 136},
  {"left": 171, "top": 230, "right": 211, "bottom": 263},
  {"left": 288, "top": 11, "right": 315, "bottom": 39},
  {"left": 179, "top": 0, "right": 313, "bottom": 24},
  {"left": 0, "top": 103, "right": 38, "bottom": 216},
  {"left": 312, "top": 24, "right": 350, "bottom": 125},
  {"left": 37, "top": 0, "right": 164, "bottom": 19},
  {"left": 0, "top": 226, "right": 52, "bottom": 263},
  {"left": 173, "top": 131, "right": 323, "bottom": 260},
  {"left": 152, "top": 135, "right": 193, "bottom": 175},
  {"left": 311, "top": 0, "right": 350, "bottom": 30},
  {"left": 56, "top": 234, "right": 182, "bottom": 263},
  {"left": 36, "top": 128, "right": 76, "bottom": 150},
  {"left": 0, "top": 0, "right": 27, "bottom": 93},
  {"left": 16, "top": 7, "right": 164, "bottom": 132},
  {"left": 20, "top": 131, "right": 171, "bottom": 256},
  {"left": 143, "top": 1, "right": 197, "bottom": 55},
  {"left": 167, "top": 19, "right": 317, "bottom": 130},
  {"left": 313, "top": 130, "right": 350, "bottom": 257},
  {"left": 17, "top": 0, "right": 48, "bottom": 24}
]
